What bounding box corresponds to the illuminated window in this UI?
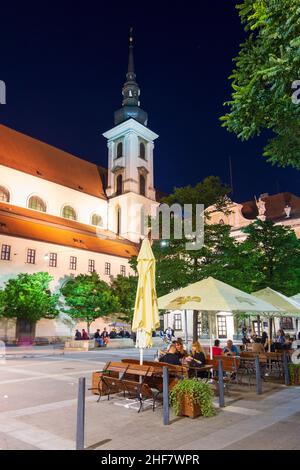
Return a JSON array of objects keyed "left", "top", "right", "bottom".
[
  {"left": 28, "top": 196, "right": 46, "bottom": 212},
  {"left": 139, "top": 142, "right": 146, "bottom": 159},
  {"left": 105, "top": 262, "right": 111, "bottom": 275},
  {"left": 88, "top": 259, "right": 95, "bottom": 273},
  {"left": 1, "top": 244, "right": 11, "bottom": 261},
  {"left": 139, "top": 174, "right": 146, "bottom": 196},
  {"left": 91, "top": 214, "right": 103, "bottom": 227},
  {"left": 69, "top": 256, "right": 77, "bottom": 270},
  {"left": 49, "top": 253, "right": 57, "bottom": 267},
  {"left": 62, "top": 205, "right": 77, "bottom": 220},
  {"left": 27, "top": 249, "right": 36, "bottom": 264},
  {"left": 120, "top": 265, "right": 126, "bottom": 276},
  {"left": 0, "top": 186, "right": 10, "bottom": 202},
  {"left": 117, "top": 142, "right": 123, "bottom": 158}
]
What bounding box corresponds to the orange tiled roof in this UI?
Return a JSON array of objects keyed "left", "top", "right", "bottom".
[
  {"left": 0, "top": 202, "right": 138, "bottom": 259},
  {"left": 0, "top": 124, "right": 106, "bottom": 199}
]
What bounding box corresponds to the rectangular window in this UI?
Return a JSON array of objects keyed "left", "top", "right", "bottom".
[
  {"left": 88, "top": 259, "right": 95, "bottom": 273},
  {"left": 1, "top": 244, "right": 11, "bottom": 261},
  {"left": 174, "top": 313, "right": 182, "bottom": 331},
  {"left": 27, "top": 248, "right": 36, "bottom": 264},
  {"left": 217, "top": 315, "right": 227, "bottom": 339},
  {"left": 69, "top": 256, "right": 77, "bottom": 270},
  {"left": 120, "top": 265, "right": 126, "bottom": 277},
  {"left": 280, "top": 317, "right": 294, "bottom": 330},
  {"left": 105, "top": 262, "right": 111, "bottom": 275},
  {"left": 49, "top": 253, "right": 57, "bottom": 267}
]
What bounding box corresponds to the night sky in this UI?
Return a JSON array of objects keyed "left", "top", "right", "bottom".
[{"left": 0, "top": 0, "right": 299, "bottom": 202}]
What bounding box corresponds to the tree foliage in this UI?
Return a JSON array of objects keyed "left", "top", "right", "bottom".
[
  {"left": 110, "top": 275, "right": 138, "bottom": 323},
  {"left": 1, "top": 272, "right": 59, "bottom": 322},
  {"left": 60, "top": 272, "right": 120, "bottom": 331},
  {"left": 221, "top": 0, "right": 300, "bottom": 168}
]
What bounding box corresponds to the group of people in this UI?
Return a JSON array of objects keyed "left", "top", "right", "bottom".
[
  {"left": 242, "top": 327, "right": 300, "bottom": 352},
  {"left": 74, "top": 326, "right": 131, "bottom": 347},
  {"left": 157, "top": 337, "right": 241, "bottom": 378}
]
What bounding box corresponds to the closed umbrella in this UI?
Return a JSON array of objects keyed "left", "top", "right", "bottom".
[{"left": 132, "top": 238, "right": 160, "bottom": 365}]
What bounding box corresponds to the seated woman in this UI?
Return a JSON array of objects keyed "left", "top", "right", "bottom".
[
  {"left": 252, "top": 337, "right": 265, "bottom": 354},
  {"left": 186, "top": 341, "right": 207, "bottom": 378},
  {"left": 212, "top": 339, "right": 223, "bottom": 357},
  {"left": 174, "top": 340, "right": 188, "bottom": 361}
]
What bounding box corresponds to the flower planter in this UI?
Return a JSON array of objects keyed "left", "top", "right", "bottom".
[
  {"left": 288, "top": 364, "right": 300, "bottom": 386},
  {"left": 178, "top": 394, "right": 202, "bottom": 419}
]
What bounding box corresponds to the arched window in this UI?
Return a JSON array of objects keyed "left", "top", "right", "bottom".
[
  {"left": 0, "top": 186, "right": 10, "bottom": 203},
  {"left": 62, "top": 205, "right": 77, "bottom": 220},
  {"left": 91, "top": 213, "right": 103, "bottom": 227},
  {"left": 139, "top": 174, "right": 146, "bottom": 196},
  {"left": 116, "top": 174, "right": 123, "bottom": 196},
  {"left": 28, "top": 196, "right": 46, "bottom": 212},
  {"left": 139, "top": 142, "right": 146, "bottom": 159},
  {"left": 116, "top": 207, "right": 121, "bottom": 235},
  {"left": 117, "top": 142, "right": 123, "bottom": 159}
]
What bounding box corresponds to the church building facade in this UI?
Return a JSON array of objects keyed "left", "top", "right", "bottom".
[{"left": 0, "top": 32, "right": 159, "bottom": 341}]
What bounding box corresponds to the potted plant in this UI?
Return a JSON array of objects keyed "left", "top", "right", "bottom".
[
  {"left": 288, "top": 363, "right": 300, "bottom": 385},
  {"left": 170, "top": 379, "right": 215, "bottom": 419}
]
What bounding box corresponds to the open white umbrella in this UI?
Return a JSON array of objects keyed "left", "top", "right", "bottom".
[{"left": 158, "top": 277, "right": 280, "bottom": 357}]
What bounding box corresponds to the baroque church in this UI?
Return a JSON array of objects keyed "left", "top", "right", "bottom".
[{"left": 0, "top": 32, "right": 159, "bottom": 341}]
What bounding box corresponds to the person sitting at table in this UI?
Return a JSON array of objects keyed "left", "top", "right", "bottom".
[
  {"left": 212, "top": 339, "right": 223, "bottom": 356},
  {"left": 186, "top": 341, "right": 207, "bottom": 378},
  {"left": 252, "top": 337, "right": 265, "bottom": 354},
  {"left": 261, "top": 331, "right": 268, "bottom": 351},
  {"left": 174, "top": 340, "right": 187, "bottom": 360},
  {"left": 223, "top": 339, "right": 239, "bottom": 356},
  {"left": 159, "top": 344, "right": 181, "bottom": 365}
]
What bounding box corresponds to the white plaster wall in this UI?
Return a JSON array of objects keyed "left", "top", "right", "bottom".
[
  {"left": 0, "top": 234, "right": 135, "bottom": 290},
  {"left": 0, "top": 165, "right": 108, "bottom": 228},
  {"left": 108, "top": 193, "right": 159, "bottom": 243}
]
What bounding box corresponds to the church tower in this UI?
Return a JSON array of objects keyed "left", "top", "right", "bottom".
[{"left": 104, "top": 30, "right": 159, "bottom": 243}]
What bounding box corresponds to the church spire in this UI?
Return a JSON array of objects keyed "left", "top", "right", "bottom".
[
  {"left": 114, "top": 29, "right": 148, "bottom": 126},
  {"left": 122, "top": 28, "right": 140, "bottom": 107}
]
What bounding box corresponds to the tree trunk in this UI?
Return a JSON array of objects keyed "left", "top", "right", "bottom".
[{"left": 193, "top": 310, "right": 198, "bottom": 342}]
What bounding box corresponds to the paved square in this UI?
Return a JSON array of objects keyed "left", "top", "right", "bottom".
[{"left": 0, "top": 348, "right": 300, "bottom": 450}]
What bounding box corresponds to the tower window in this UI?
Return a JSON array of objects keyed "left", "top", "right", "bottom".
[
  {"left": 0, "top": 186, "right": 10, "bottom": 203},
  {"left": 91, "top": 214, "right": 103, "bottom": 227},
  {"left": 117, "top": 142, "right": 123, "bottom": 159},
  {"left": 139, "top": 174, "right": 146, "bottom": 196},
  {"left": 28, "top": 196, "right": 46, "bottom": 212},
  {"left": 62, "top": 205, "right": 77, "bottom": 221},
  {"left": 116, "top": 207, "right": 121, "bottom": 235},
  {"left": 139, "top": 142, "right": 146, "bottom": 159},
  {"left": 116, "top": 175, "right": 123, "bottom": 196}
]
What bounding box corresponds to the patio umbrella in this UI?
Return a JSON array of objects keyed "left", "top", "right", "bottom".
[
  {"left": 252, "top": 287, "right": 300, "bottom": 350},
  {"left": 291, "top": 293, "right": 300, "bottom": 304},
  {"left": 157, "top": 277, "right": 280, "bottom": 357},
  {"left": 132, "top": 238, "right": 160, "bottom": 365}
]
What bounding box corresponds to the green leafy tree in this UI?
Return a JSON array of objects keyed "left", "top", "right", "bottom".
[
  {"left": 241, "top": 219, "right": 300, "bottom": 295},
  {"left": 2, "top": 272, "right": 59, "bottom": 323},
  {"left": 110, "top": 275, "right": 138, "bottom": 323},
  {"left": 61, "top": 272, "right": 120, "bottom": 333},
  {"left": 221, "top": 0, "right": 300, "bottom": 168}
]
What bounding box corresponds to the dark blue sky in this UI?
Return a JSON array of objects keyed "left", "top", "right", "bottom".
[{"left": 0, "top": 0, "right": 299, "bottom": 202}]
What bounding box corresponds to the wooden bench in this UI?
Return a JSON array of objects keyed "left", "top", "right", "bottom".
[
  {"left": 90, "top": 361, "right": 161, "bottom": 412},
  {"left": 210, "top": 356, "right": 240, "bottom": 393}
]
